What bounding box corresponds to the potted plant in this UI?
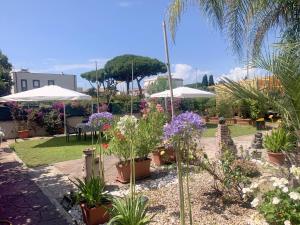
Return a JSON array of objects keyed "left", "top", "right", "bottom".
[
  {"left": 108, "top": 115, "right": 152, "bottom": 183},
  {"left": 263, "top": 128, "right": 295, "bottom": 165},
  {"left": 73, "top": 176, "right": 112, "bottom": 225}
]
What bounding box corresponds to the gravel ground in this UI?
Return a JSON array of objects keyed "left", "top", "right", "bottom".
[{"left": 143, "top": 171, "right": 257, "bottom": 225}]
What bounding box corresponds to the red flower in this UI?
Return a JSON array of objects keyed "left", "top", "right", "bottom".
[
  {"left": 102, "top": 143, "right": 109, "bottom": 149},
  {"left": 102, "top": 123, "right": 111, "bottom": 131}
]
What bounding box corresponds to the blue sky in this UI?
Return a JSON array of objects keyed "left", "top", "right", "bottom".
[{"left": 0, "top": 0, "right": 256, "bottom": 89}]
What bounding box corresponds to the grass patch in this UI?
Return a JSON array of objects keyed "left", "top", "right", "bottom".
[
  {"left": 202, "top": 123, "right": 257, "bottom": 137},
  {"left": 11, "top": 136, "right": 94, "bottom": 167},
  {"left": 12, "top": 124, "right": 256, "bottom": 167}
]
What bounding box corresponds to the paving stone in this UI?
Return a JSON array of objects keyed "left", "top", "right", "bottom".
[{"left": 0, "top": 148, "right": 70, "bottom": 225}]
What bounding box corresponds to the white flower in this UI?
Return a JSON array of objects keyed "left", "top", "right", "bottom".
[
  {"left": 289, "top": 191, "right": 300, "bottom": 200},
  {"left": 282, "top": 186, "right": 289, "bottom": 193},
  {"left": 251, "top": 198, "right": 260, "bottom": 207},
  {"left": 272, "top": 197, "right": 280, "bottom": 205},
  {"left": 284, "top": 220, "right": 291, "bottom": 225},
  {"left": 250, "top": 182, "right": 259, "bottom": 189},
  {"left": 290, "top": 165, "right": 300, "bottom": 180},
  {"left": 0, "top": 131, "right": 4, "bottom": 137},
  {"left": 242, "top": 187, "right": 251, "bottom": 194}
]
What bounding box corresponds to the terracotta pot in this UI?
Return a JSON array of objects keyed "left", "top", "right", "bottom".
[
  {"left": 225, "top": 118, "right": 236, "bottom": 125},
  {"left": 236, "top": 118, "right": 252, "bottom": 125},
  {"left": 80, "top": 203, "right": 111, "bottom": 225},
  {"left": 116, "top": 158, "right": 151, "bottom": 183},
  {"left": 267, "top": 152, "right": 285, "bottom": 165},
  {"left": 152, "top": 148, "right": 176, "bottom": 166},
  {"left": 17, "top": 130, "right": 30, "bottom": 139},
  {"left": 209, "top": 117, "right": 219, "bottom": 124}
]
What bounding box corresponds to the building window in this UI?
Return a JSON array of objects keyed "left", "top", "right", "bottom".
[
  {"left": 48, "top": 80, "right": 55, "bottom": 85},
  {"left": 21, "top": 79, "right": 27, "bottom": 91},
  {"left": 33, "top": 80, "right": 40, "bottom": 88}
]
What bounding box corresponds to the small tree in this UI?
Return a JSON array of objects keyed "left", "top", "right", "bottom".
[
  {"left": 147, "top": 77, "right": 169, "bottom": 94},
  {"left": 202, "top": 74, "right": 208, "bottom": 87},
  {"left": 208, "top": 75, "right": 215, "bottom": 86},
  {"left": 0, "top": 51, "right": 13, "bottom": 96}
]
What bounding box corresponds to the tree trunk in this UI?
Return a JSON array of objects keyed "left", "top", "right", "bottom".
[{"left": 137, "top": 79, "right": 143, "bottom": 97}]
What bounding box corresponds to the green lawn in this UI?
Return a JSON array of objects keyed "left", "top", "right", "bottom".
[
  {"left": 11, "top": 136, "right": 94, "bottom": 167},
  {"left": 12, "top": 124, "right": 257, "bottom": 167},
  {"left": 202, "top": 123, "right": 257, "bottom": 138}
]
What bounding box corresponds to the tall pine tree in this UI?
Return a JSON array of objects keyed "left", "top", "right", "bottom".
[
  {"left": 201, "top": 74, "right": 208, "bottom": 87},
  {"left": 208, "top": 75, "right": 215, "bottom": 86}
]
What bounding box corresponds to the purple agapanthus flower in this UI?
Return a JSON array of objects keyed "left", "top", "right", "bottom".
[
  {"left": 163, "top": 111, "right": 204, "bottom": 140},
  {"left": 88, "top": 112, "right": 113, "bottom": 129}
]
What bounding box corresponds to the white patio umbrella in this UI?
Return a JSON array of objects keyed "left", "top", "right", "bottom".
[
  {"left": 0, "top": 85, "right": 92, "bottom": 135},
  {"left": 150, "top": 86, "right": 215, "bottom": 98}
]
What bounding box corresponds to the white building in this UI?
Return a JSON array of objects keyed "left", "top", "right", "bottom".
[
  {"left": 143, "top": 75, "right": 183, "bottom": 89},
  {"left": 10, "top": 69, "right": 77, "bottom": 93}
]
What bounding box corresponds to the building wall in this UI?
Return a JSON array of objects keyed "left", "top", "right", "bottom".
[
  {"left": 11, "top": 71, "right": 77, "bottom": 93},
  {"left": 144, "top": 76, "right": 183, "bottom": 89}
]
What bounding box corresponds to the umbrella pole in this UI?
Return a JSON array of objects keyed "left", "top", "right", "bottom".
[{"left": 63, "top": 102, "right": 67, "bottom": 136}]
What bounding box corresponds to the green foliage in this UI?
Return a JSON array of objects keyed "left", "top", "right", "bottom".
[
  {"left": 108, "top": 124, "right": 131, "bottom": 162},
  {"left": 201, "top": 74, "right": 208, "bottom": 87},
  {"left": 258, "top": 186, "right": 300, "bottom": 225},
  {"left": 108, "top": 195, "right": 153, "bottom": 225},
  {"left": 134, "top": 108, "right": 166, "bottom": 158},
  {"left": 263, "top": 128, "right": 295, "bottom": 153},
  {"left": 43, "top": 110, "right": 63, "bottom": 135},
  {"left": 223, "top": 42, "right": 300, "bottom": 137},
  {"left": 167, "top": 0, "right": 300, "bottom": 57},
  {"left": 146, "top": 77, "right": 168, "bottom": 94},
  {"left": 105, "top": 54, "right": 167, "bottom": 95},
  {"left": 0, "top": 51, "right": 13, "bottom": 96},
  {"left": 216, "top": 99, "right": 233, "bottom": 118},
  {"left": 72, "top": 176, "right": 111, "bottom": 208}
]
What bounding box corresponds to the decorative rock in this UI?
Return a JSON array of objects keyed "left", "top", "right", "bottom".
[{"left": 216, "top": 124, "right": 237, "bottom": 156}]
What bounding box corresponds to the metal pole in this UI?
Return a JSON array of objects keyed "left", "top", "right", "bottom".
[
  {"left": 131, "top": 61, "right": 134, "bottom": 115},
  {"left": 162, "top": 20, "right": 175, "bottom": 118},
  {"left": 163, "top": 20, "right": 185, "bottom": 225},
  {"left": 63, "top": 102, "right": 67, "bottom": 136},
  {"left": 95, "top": 61, "right": 100, "bottom": 113}
]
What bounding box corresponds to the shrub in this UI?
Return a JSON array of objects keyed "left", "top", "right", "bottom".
[
  {"left": 231, "top": 159, "right": 260, "bottom": 178},
  {"left": 199, "top": 148, "right": 258, "bottom": 201},
  {"left": 43, "top": 110, "right": 63, "bottom": 135}
]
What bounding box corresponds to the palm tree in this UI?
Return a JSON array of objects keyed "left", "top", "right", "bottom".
[
  {"left": 167, "top": 0, "right": 300, "bottom": 57},
  {"left": 221, "top": 41, "right": 300, "bottom": 136}
]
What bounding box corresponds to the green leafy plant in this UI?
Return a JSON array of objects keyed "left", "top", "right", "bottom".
[
  {"left": 72, "top": 176, "right": 111, "bottom": 208},
  {"left": 263, "top": 128, "right": 295, "bottom": 153},
  {"left": 135, "top": 104, "right": 166, "bottom": 158},
  {"left": 108, "top": 125, "right": 131, "bottom": 162},
  {"left": 258, "top": 186, "right": 300, "bottom": 225},
  {"left": 108, "top": 195, "right": 153, "bottom": 225}
]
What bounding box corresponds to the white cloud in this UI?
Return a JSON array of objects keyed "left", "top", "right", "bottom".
[
  {"left": 51, "top": 58, "right": 108, "bottom": 72},
  {"left": 171, "top": 64, "right": 210, "bottom": 84},
  {"left": 218, "top": 66, "right": 264, "bottom": 82},
  {"left": 117, "top": 1, "right": 133, "bottom": 7}
]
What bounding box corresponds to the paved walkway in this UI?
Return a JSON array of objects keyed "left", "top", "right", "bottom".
[{"left": 0, "top": 147, "right": 70, "bottom": 225}]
